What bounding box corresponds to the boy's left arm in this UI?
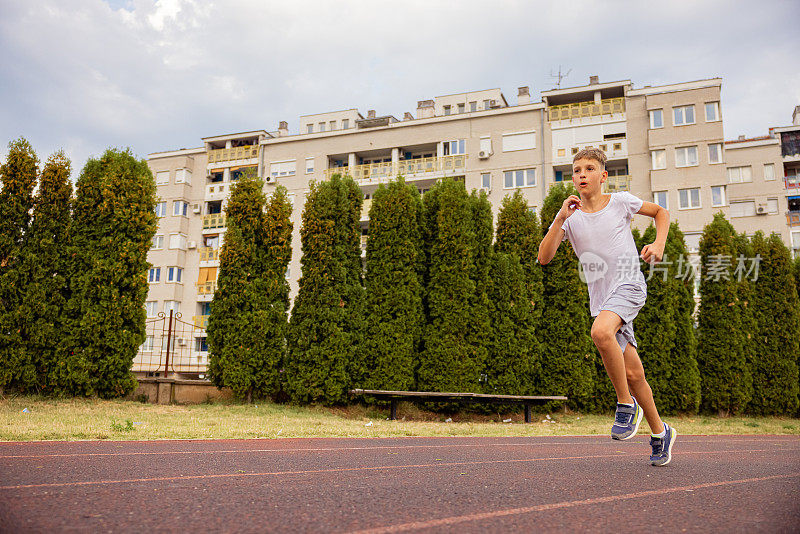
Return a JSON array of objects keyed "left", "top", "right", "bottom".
[{"left": 636, "top": 201, "right": 670, "bottom": 264}]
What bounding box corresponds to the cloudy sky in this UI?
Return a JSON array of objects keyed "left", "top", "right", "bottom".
[{"left": 1, "top": 0, "right": 798, "bottom": 171}]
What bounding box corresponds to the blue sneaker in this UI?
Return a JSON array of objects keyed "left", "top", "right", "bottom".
[
  {"left": 650, "top": 423, "right": 677, "bottom": 466},
  {"left": 611, "top": 398, "right": 643, "bottom": 440}
]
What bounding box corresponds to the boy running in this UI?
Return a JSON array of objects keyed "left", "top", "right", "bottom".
[{"left": 537, "top": 148, "right": 676, "bottom": 466}]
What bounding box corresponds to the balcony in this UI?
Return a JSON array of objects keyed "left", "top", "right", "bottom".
[
  {"left": 548, "top": 97, "right": 625, "bottom": 122},
  {"left": 203, "top": 214, "right": 226, "bottom": 230},
  {"left": 603, "top": 175, "right": 631, "bottom": 194},
  {"left": 207, "top": 145, "right": 258, "bottom": 164},
  {"left": 193, "top": 315, "right": 209, "bottom": 329},
  {"left": 553, "top": 138, "right": 628, "bottom": 165},
  {"left": 197, "top": 281, "right": 217, "bottom": 295},
  {"left": 785, "top": 177, "right": 800, "bottom": 192},
  {"left": 360, "top": 235, "right": 368, "bottom": 251},
  {"left": 787, "top": 212, "right": 800, "bottom": 227},
  {"left": 199, "top": 247, "right": 220, "bottom": 262},
  {"left": 323, "top": 154, "right": 467, "bottom": 185}
]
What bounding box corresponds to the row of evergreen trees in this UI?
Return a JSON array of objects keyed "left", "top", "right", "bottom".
[
  {"left": 208, "top": 174, "right": 800, "bottom": 415},
  {"left": 0, "top": 139, "right": 156, "bottom": 398}
]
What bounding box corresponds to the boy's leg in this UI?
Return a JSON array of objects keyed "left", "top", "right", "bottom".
[
  {"left": 590, "top": 311, "right": 633, "bottom": 404},
  {"left": 622, "top": 342, "right": 665, "bottom": 435}
]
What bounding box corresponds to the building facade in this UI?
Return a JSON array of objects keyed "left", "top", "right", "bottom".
[{"left": 139, "top": 77, "right": 800, "bottom": 375}]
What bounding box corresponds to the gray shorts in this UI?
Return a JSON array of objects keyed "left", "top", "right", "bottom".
[{"left": 598, "top": 284, "right": 647, "bottom": 352}]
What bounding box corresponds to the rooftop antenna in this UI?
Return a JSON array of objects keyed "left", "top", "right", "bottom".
[{"left": 549, "top": 66, "right": 571, "bottom": 89}]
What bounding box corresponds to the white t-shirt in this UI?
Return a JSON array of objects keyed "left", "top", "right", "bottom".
[{"left": 550, "top": 192, "right": 647, "bottom": 316}]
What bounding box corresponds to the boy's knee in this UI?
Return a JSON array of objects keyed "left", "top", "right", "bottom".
[
  {"left": 590, "top": 325, "right": 615, "bottom": 346},
  {"left": 626, "top": 367, "right": 645, "bottom": 384}
]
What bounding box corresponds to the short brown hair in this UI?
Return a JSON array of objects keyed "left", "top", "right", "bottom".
[{"left": 573, "top": 148, "right": 607, "bottom": 170}]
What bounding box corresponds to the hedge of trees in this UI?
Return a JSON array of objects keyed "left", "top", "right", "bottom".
[{"left": 2, "top": 140, "right": 799, "bottom": 414}]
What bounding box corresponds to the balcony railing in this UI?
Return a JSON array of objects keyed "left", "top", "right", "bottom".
[
  {"left": 203, "top": 214, "right": 226, "bottom": 230},
  {"left": 197, "top": 281, "right": 217, "bottom": 295},
  {"left": 787, "top": 211, "right": 800, "bottom": 227},
  {"left": 360, "top": 235, "right": 368, "bottom": 251},
  {"left": 199, "top": 247, "right": 220, "bottom": 262},
  {"left": 548, "top": 97, "right": 625, "bottom": 121},
  {"left": 603, "top": 175, "right": 632, "bottom": 193},
  {"left": 207, "top": 145, "right": 259, "bottom": 164},
  {"left": 193, "top": 315, "right": 209, "bottom": 329},
  {"left": 323, "top": 154, "right": 467, "bottom": 184},
  {"left": 784, "top": 177, "right": 800, "bottom": 190}
]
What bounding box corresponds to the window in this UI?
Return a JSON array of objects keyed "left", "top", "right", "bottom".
[
  {"left": 169, "top": 233, "right": 187, "bottom": 250},
  {"left": 675, "top": 146, "right": 698, "bottom": 167},
  {"left": 342, "top": 119, "right": 349, "bottom": 129},
  {"left": 481, "top": 173, "right": 491, "bottom": 189},
  {"left": 727, "top": 166, "right": 752, "bottom": 183},
  {"left": 443, "top": 139, "right": 466, "bottom": 155},
  {"left": 685, "top": 233, "right": 702, "bottom": 253},
  {"left": 649, "top": 109, "right": 663, "bottom": 129},
  {"left": 479, "top": 136, "right": 492, "bottom": 154},
  {"left": 673, "top": 105, "right": 695, "bottom": 126},
  {"left": 155, "top": 171, "right": 169, "bottom": 185},
  {"left": 140, "top": 335, "right": 154, "bottom": 352},
  {"left": 527, "top": 206, "right": 537, "bottom": 216},
  {"left": 164, "top": 300, "right": 180, "bottom": 314},
  {"left": 306, "top": 124, "right": 313, "bottom": 134},
  {"left": 483, "top": 99, "right": 491, "bottom": 109},
  {"left": 457, "top": 103, "right": 465, "bottom": 114},
  {"left": 145, "top": 301, "right": 158, "bottom": 317},
  {"left": 329, "top": 120, "right": 336, "bottom": 130},
  {"left": 651, "top": 150, "right": 666, "bottom": 170},
  {"left": 173, "top": 200, "right": 188, "bottom": 216},
  {"left": 443, "top": 105, "right": 451, "bottom": 116},
  {"left": 270, "top": 160, "right": 297, "bottom": 178},
  {"left": 730, "top": 200, "right": 756, "bottom": 217},
  {"left": 678, "top": 188, "right": 701, "bottom": 209},
  {"left": 318, "top": 122, "right": 325, "bottom": 132},
  {"left": 767, "top": 198, "right": 779, "bottom": 214},
  {"left": 711, "top": 185, "right": 726, "bottom": 207},
  {"left": 503, "top": 168, "right": 536, "bottom": 188},
  {"left": 653, "top": 191, "right": 668, "bottom": 209},
  {"left": 148, "top": 267, "right": 161, "bottom": 283},
  {"left": 196, "top": 337, "right": 209, "bottom": 352},
  {"left": 708, "top": 143, "right": 723, "bottom": 164},
  {"left": 501, "top": 131, "right": 536, "bottom": 152},
  {"left": 175, "top": 169, "right": 192, "bottom": 184},
  {"left": 470, "top": 101, "right": 477, "bottom": 112},
  {"left": 155, "top": 202, "right": 167, "bottom": 217},
  {"left": 305, "top": 158, "right": 314, "bottom": 174},
  {"left": 151, "top": 235, "right": 164, "bottom": 250},
  {"left": 166, "top": 267, "right": 183, "bottom": 283},
  {"left": 763, "top": 163, "right": 775, "bottom": 181},
  {"left": 705, "top": 102, "right": 720, "bottom": 122}
]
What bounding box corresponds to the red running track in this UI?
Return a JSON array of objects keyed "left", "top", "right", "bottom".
[{"left": 0, "top": 435, "right": 798, "bottom": 533}]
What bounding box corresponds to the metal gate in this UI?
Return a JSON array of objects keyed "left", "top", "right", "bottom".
[{"left": 132, "top": 311, "right": 208, "bottom": 376}]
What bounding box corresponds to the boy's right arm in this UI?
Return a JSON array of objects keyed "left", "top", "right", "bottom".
[{"left": 537, "top": 195, "right": 582, "bottom": 265}]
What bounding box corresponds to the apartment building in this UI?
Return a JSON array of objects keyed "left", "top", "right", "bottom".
[{"left": 139, "top": 77, "right": 799, "bottom": 375}]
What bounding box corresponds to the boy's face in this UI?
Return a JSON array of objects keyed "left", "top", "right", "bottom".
[{"left": 572, "top": 157, "right": 607, "bottom": 196}]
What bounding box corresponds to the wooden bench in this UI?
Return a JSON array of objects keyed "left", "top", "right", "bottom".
[{"left": 350, "top": 389, "right": 568, "bottom": 423}]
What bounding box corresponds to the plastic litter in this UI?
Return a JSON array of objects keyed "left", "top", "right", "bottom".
[
  {"left": 133, "top": 422, "right": 142, "bottom": 425},
  {"left": 546, "top": 414, "right": 551, "bottom": 420},
  {"left": 445, "top": 418, "right": 452, "bottom": 423},
  {"left": 365, "top": 421, "right": 373, "bottom": 427},
  {"left": 503, "top": 418, "right": 512, "bottom": 423},
  {"left": 21, "top": 408, "right": 29, "bottom": 413}
]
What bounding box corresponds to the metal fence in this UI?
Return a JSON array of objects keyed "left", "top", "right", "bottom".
[{"left": 132, "top": 310, "right": 208, "bottom": 375}]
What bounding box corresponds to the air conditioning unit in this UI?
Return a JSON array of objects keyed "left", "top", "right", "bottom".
[
  {"left": 265, "top": 175, "right": 275, "bottom": 183},
  {"left": 192, "top": 204, "right": 201, "bottom": 214},
  {"left": 177, "top": 338, "right": 187, "bottom": 346},
  {"left": 188, "top": 241, "right": 197, "bottom": 249},
  {"left": 478, "top": 150, "right": 491, "bottom": 159},
  {"left": 756, "top": 203, "right": 768, "bottom": 215}
]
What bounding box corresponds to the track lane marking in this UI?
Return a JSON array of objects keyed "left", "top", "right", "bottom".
[
  {"left": 348, "top": 472, "right": 800, "bottom": 533},
  {"left": 1, "top": 438, "right": 797, "bottom": 460},
  {"left": 0, "top": 448, "right": 792, "bottom": 491}
]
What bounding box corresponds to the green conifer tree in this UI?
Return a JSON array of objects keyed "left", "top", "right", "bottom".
[
  {"left": 468, "top": 190, "right": 493, "bottom": 392},
  {"left": 538, "top": 183, "right": 596, "bottom": 410},
  {"left": 207, "top": 177, "right": 293, "bottom": 402},
  {"left": 748, "top": 232, "right": 800, "bottom": 414},
  {"left": 697, "top": 213, "right": 752, "bottom": 415},
  {"left": 286, "top": 174, "right": 364, "bottom": 405},
  {"left": 362, "top": 177, "right": 423, "bottom": 391},
  {"left": 0, "top": 138, "right": 39, "bottom": 393},
  {"left": 418, "top": 178, "right": 481, "bottom": 392},
  {"left": 59, "top": 149, "right": 157, "bottom": 398},
  {"left": 17, "top": 152, "right": 73, "bottom": 393},
  {"left": 634, "top": 223, "right": 701, "bottom": 413}
]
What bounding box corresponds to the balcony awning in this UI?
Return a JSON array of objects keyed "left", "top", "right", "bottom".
[{"left": 198, "top": 267, "right": 218, "bottom": 283}]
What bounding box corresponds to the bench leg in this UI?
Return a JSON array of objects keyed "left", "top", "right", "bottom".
[
  {"left": 524, "top": 404, "right": 531, "bottom": 423},
  {"left": 390, "top": 399, "right": 397, "bottom": 420}
]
